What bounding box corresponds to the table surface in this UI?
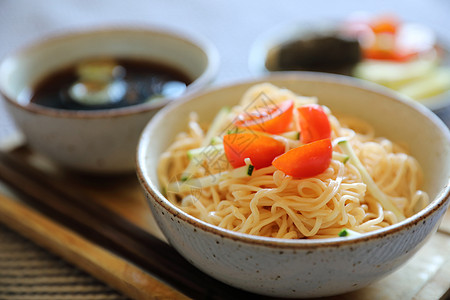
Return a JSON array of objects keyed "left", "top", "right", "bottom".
[{"left": 1, "top": 1, "right": 450, "bottom": 299}]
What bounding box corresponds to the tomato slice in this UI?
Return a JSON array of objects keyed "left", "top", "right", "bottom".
[
  {"left": 297, "top": 104, "right": 331, "bottom": 144},
  {"left": 363, "top": 32, "right": 417, "bottom": 62},
  {"left": 369, "top": 14, "right": 399, "bottom": 34},
  {"left": 363, "top": 46, "right": 417, "bottom": 61},
  {"left": 343, "top": 13, "right": 425, "bottom": 62},
  {"left": 357, "top": 14, "right": 427, "bottom": 62},
  {"left": 272, "top": 138, "right": 332, "bottom": 178},
  {"left": 234, "top": 99, "right": 294, "bottom": 134},
  {"left": 223, "top": 133, "right": 285, "bottom": 169}
]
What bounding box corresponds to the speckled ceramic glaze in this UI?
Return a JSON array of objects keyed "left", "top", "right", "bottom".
[
  {"left": 136, "top": 73, "right": 450, "bottom": 298},
  {"left": 0, "top": 27, "right": 219, "bottom": 173}
]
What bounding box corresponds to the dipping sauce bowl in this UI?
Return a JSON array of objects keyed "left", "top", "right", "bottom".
[{"left": 0, "top": 27, "right": 219, "bottom": 173}]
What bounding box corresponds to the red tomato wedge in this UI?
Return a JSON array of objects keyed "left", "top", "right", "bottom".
[
  {"left": 223, "top": 133, "right": 285, "bottom": 169},
  {"left": 272, "top": 138, "right": 332, "bottom": 178},
  {"left": 297, "top": 104, "right": 331, "bottom": 144},
  {"left": 234, "top": 99, "right": 294, "bottom": 134}
]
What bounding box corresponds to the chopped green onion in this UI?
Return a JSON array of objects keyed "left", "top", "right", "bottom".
[
  {"left": 247, "top": 164, "right": 254, "bottom": 176},
  {"left": 338, "top": 228, "right": 361, "bottom": 237}
]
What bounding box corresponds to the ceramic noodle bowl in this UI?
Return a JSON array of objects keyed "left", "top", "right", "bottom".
[
  {"left": 137, "top": 73, "right": 450, "bottom": 298},
  {"left": 0, "top": 27, "right": 219, "bottom": 173}
]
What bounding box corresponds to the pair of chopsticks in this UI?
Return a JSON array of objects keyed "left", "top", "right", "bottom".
[{"left": 0, "top": 150, "right": 265, "bottom": 299}]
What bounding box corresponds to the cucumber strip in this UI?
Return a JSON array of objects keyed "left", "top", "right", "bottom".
[
  {"left": 187, "top": 144, "right": 224, "bottom": 160},
  {"left": 180, "top": 159, "right": 200, "bottom": 181},
  {"left": 397, "top": 68, "right": 450, "bottom": 100},
  {"left": 280, "top": 131, "right": 300, "bottom": 140},
  {"left": 338, "top": 228, "right": 362, "bottom": 237},
  {"left": 180, "top": 107, "right": 231, "bottom": 180},
  {"left": 167, "top": 164, "right": 254, "bottom": 193},
  {"left": 210, "top": 136, "right": 223, "bottom": 145},
  {"left": 229, "top": 163, "right": 254, "bottom": 177},
  {"left": 203, "top": 106, "right": 231, "bottom": 146},
  {"left": 332, "top": 151, "right": 349, "bottom": 164},
  {"left": 353, "top": 54, "right": 438, "bottom": 86},
  {"left": 338, "top": 139, "right": 406, "bottom": 221}
]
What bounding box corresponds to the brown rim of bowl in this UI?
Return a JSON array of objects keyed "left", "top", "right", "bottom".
[
  {"left": 0, "top": 25, "right": 219, "bottom": 119},
  {"left": 136, "top": 72, "right": 450, "bottom": 249}
]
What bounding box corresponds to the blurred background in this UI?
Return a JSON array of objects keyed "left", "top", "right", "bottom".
[
  {"left": 1, "top": 0, "right": 450, "bottom": 141},
  {"left": 2, "top": 0, "right": 449, "bottom": 81}
]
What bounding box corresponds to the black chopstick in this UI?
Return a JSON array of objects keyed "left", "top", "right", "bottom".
[{"left": 0, "top": 150, "right": 267, "bottom": 299}]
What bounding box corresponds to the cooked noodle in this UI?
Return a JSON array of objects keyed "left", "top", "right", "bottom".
[{"left": 157, "top": 83, "right": 429, "bottom": 239}]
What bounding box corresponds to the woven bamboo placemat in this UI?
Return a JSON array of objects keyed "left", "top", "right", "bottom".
[{"left": 0, "top": 223, "right": 128, "bottom": 300}]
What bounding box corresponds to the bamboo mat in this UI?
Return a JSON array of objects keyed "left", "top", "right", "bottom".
[{"left": 0, "top": 223, "right": 129, "bottom": 300}]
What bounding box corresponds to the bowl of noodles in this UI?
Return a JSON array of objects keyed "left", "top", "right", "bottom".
[{"left": 136, "top": 73, "right": 450, "bottom": 298}]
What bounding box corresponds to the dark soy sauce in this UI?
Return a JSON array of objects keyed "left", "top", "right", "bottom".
[{"left": 29, "top": 58, "right": 193, "bottom": 110}]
